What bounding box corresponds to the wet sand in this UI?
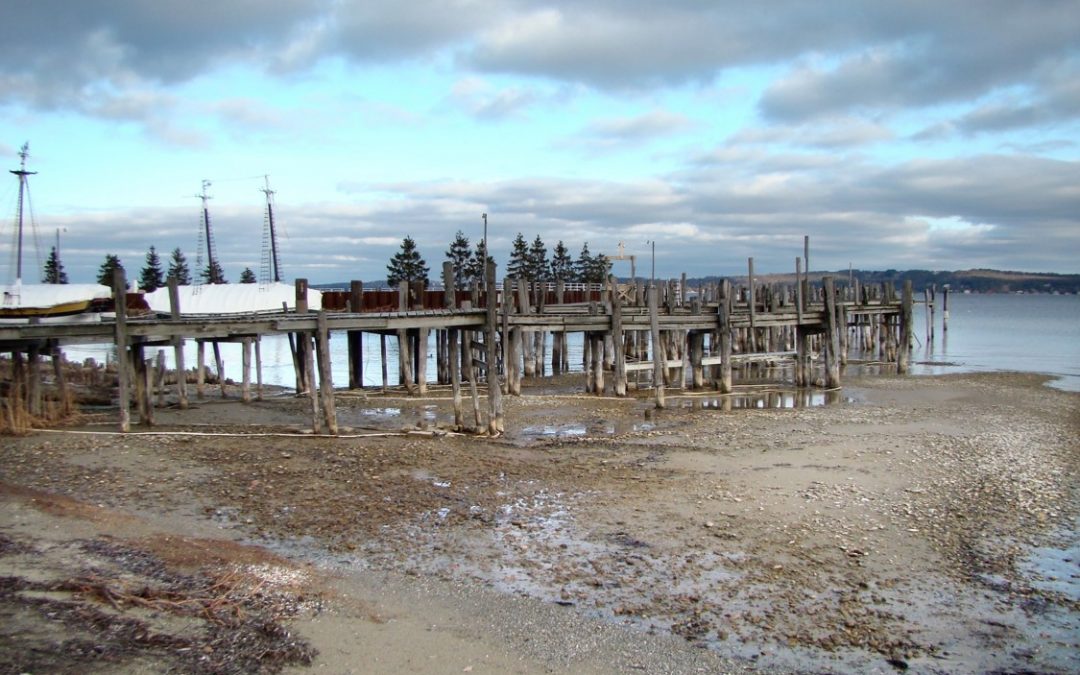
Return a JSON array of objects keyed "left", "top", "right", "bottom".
[{"left": 1, "top": 371, "right": 1077, "bottom": 673}]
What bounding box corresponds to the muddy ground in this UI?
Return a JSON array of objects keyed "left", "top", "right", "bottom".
[{"left": 1, "top": 371, "right": 1078, "bottom": 674}]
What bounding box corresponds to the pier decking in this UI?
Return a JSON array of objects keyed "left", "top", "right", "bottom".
[{"left": 1, "top": 263, "right": 914, "bottom": 435}]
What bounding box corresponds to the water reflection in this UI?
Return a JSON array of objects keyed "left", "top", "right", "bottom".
[{"left": 677, "top": 389, "right": 850, "bottom": 411}]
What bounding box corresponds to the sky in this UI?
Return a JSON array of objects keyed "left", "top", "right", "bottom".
[{"left": 1, "top": 0, "right": 1078, "bottom": 287}]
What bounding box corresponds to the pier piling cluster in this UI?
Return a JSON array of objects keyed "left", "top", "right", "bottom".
[{"left": 1, "top": 267, "right": 915, "bottom": 435}]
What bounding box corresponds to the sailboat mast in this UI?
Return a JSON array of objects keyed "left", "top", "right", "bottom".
[
  {"left": 9, "top": 142, "right": 36, "bottom": 284},
  {"left": 261, "top": 176, "right": 281, "bottom": 283}
]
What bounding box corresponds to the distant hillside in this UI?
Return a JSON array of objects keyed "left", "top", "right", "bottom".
[{"left": 689, "top": 269, "right": 1080, "bottom": 294}]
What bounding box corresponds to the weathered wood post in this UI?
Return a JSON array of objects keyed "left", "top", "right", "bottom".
[
  {"left": 316, "top": 310, "right": 338, "bottom": 434},
  {"left": 690, "top": 295, "right": 704, "bottom": 389},
  {"left": 747, "top": 257, "right": 757, "bottom": 353},
  {"left": 942, "top": 285, "right": 950, "bottom": 334},
  {"left": 590, "top": 302, "right": 604, "bottom": 395},
  {"left": 213, "top": 343, "right": 227, "bottom": 398},
  {"left": 610, "top": 275, "right": 627, "bottom": 396},
  {"left": 505, "top": 277, "right": 520, "bottom": 395},
  {"left": 443, "top": 262, "right": 463, "bottom": 429},
  {"left": 49, "top": 344, "right": 71, "bottom": 417},
  {"left": 196, "top": 341, "right": 206, "bottom": 399},
  {"left": 348, "top": 280, "right": 363, "bottom": 389},
  {"left": 898, "top": 280, "right": 914, "bottom": 374},
  {"left": 649, "top": 284, "right": 665, "bottom": 408},
  {"left": 254, "top": 338, "right": 263, "bottom": 401},
  {"left": 167, "top": 277, "right": 188, "bottom": 409},
  {"left": 397, "top": 281, "right": 416, "bottom": 394},
  {"left": 718, "top": 280, "right": 733, "bottom": 394},
  {"left": 113, "top": 268, "right": 131, "bottom": 432},
  {"left": 241, "top": 338, "right": 252, "bottom": 403},
  {"left": 295, "top": 279, "right": 310, "bottom": 394},
  {"left": 822, "top": 276, "right": 841, "bottom": 389},
  {"left": 517, "top": 280, "right": 534, "bottom": 378},
  {"left": 485, "top": 261, "right": 503, "bottom": 434},
  {"left": 155, "top": 349, "right": 166, "bottom": 408},
  {"left": 461, "top": 300, "right": 482, "bottom": 431}
]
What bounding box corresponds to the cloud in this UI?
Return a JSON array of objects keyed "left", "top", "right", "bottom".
[
  {"left": 758, "top": 4, "right": 1080, "bottom": 123},
  {"left": 731, "top": 116, "right": 892, "bottom": 149},
  {"left": 446, "top": 77, "right": 542, "bottom": 120},
  {"left": 29, "top": 149, "right": 1078, "bottom": 285}
]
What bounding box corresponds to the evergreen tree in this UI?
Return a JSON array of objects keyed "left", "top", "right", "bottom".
[
  {"left": 528, "top": 235, "right": 549, "bottom": 281},
  {"left": 574, "top": 242, "right": 595, "bottom": 283},
  {"left": 239, "top": 267, "right": 257, "bottom": 283},
  {"left": 168, "top": 247, "right": 192, "bottom": 285},
  {"left": 507, "top": 232, "right": 530, "bottom": 279},
  {"left": 42, "top": 246, "right": 68, "bottom": 284},
  {"left": 587, "top": 253, "right": 613, "bottom": 283},
  {"left": 445, "top": 230, "right": 472, "bottom": 288},
  {"left": 139, "top": 246, "right": 165, "bottom": 292},
  {"left": 466, "top": 240, "right": 494, "bottom": 285},
  {"left": 550, "top": 240, "right": 574, "bottom": 282},
  {"left": 386, "top": 236, "right": 430, "bottom": 288},
  {"left": 201, "top": 259, "right": 227, "bottom": 285},
  {"left": 96, "top": 254, "right": 125, "bottom": 286}
]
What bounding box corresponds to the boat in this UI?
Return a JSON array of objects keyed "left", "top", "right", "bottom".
[{"left": 1, "top": 143, "right": 111, "bottom": 320}]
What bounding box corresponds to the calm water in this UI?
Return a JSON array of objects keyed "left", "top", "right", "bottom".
[
  {"left": 909, "top": 293, "right": 1080, "bottom": 391},
  {"left": 63, "top": 293, "right": 1079, "bottom": 392}
]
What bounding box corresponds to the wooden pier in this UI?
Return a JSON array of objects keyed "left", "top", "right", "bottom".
[{"left": 1, "top": 263, "right": 914, "bottom": 435}]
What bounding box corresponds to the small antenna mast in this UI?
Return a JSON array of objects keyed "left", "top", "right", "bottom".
[
  {"left": 261, "top": 175, "right": 281, "bottom": 283},
  {"left": 196, "top": 179, "right": 218, "bottom": 283},
  {"left": 9, "top": 142, "right": 36, "bottom": 285}
]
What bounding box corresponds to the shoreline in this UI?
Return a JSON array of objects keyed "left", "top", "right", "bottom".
[{"left": 1, "top": 371, "right": 1077, "bottom": 673}]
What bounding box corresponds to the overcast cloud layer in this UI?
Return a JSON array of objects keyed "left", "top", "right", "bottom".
[{"left": 1, "top": 0, "right": 1077, "bottom": 284}]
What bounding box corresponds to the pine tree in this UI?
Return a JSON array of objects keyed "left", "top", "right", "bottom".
[
  {"left": 466, "top": 240, "right": 494, "bottom": 285},
  {"left": 528, "top": 235, "right": 549, "bottom": 281},
  {"left": 202, "top": 259, "right": 227, "bottom": 285},
  {"left": 574, "top": 242, "right": 595, "bottom": 283},
  {"left": 42, "top": 246, "right": 68, "bottom": 284},
  {"left": 168, "top": 248, "right": 192, "bottom": 285},
  {"left": 139, "top": 246, "right": 165, "bottom": 292},
  {"left": 386, "top": 236, "right": 430, "bottom": 288},
  {"left": 96, "top": 254, "right": 125, "bottom": 286},
  {"left": 239, "top": 267, "right": 257, "bottom": 284},
  {"left": 507, "top": 233, "right": 530, "bottom": 279},
  {"left": 588, "top": 253, "right": 612, "bottom": 283},
  {"left": 550, "top": 240, "right": 574, "bottom": 282},
  {"left": 445, "top": 230, "right": 472, "bottom": 288}
]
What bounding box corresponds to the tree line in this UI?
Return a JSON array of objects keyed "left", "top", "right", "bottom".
[
  {"left": 42, "top": 246, "right": 257, "bottom": 291},
  {"left": 387, "top": 231, "right": 612, "bottom": 288}
]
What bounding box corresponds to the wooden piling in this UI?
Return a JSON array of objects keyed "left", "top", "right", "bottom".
[
  {"left": 610, "top": 275, "right": 627, "bottom": 396},
  {"left": 113, "top": 268, "right": 130, "bottom": 432},
  {"left": 649, "top": 285, "right": 665, "bottom": 408},
  {"left": 241, "top": 338, "right": 252, "bottom": 403},
  {"left": 485, "top": 262, "right": 503, "bottom": 434},
  {"left": 348, "top": 280, "right": 363, "bottom": 389},
  {"left": 167, "top": 277, "right": 188, "bottom": 409},
  {"left": 316, "top": 310, "right": 338, "bottom": 434},
  {"left": 898, "top": 280, "right": 914, "bottom": 374},
  {"left": 822, "top": 276, "right": 841, "bottom": 389},
  {"left": 196, "top": 341, "right": 206, "bottom": 399},
  {"left": 718, "top": 280, "right": 733, "bottom": 394}
]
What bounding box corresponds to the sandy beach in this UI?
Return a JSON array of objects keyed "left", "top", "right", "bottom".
[{"left": 1, "top": 370, "right": 1077, "bottom": 674}]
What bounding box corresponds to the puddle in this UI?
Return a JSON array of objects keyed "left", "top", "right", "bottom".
[{"left": 1018, "top": 518, "right": 1080, "bottom": 602}]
